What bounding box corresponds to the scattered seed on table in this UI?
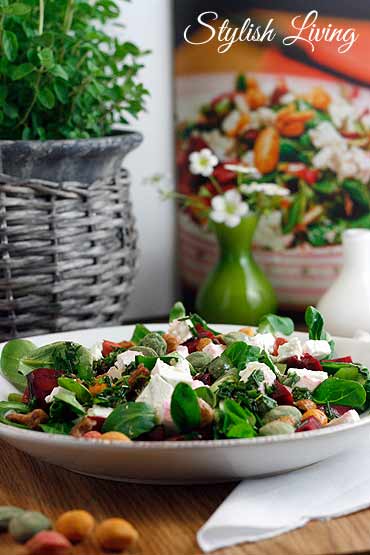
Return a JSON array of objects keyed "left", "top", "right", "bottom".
[
  {"left": 9, "top": 511, "right": 52, "bottom": 543},
  {"left": 0, "top": 506, "right": 24, "bottom": 531},
  {"left": 95, "top": 518, "right": 139, "bottom": 552},
  {"left": 25, "top": 530, "right": 71, "bottom": 555},
  {"left": 55, "top": 509, "right": 95, "bottom": 543}
]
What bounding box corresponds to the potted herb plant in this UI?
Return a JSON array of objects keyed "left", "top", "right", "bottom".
[{"left": 0, "top": 0, "right": 147, "bottom": 338}]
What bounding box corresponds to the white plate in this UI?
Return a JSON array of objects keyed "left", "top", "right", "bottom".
[{"left": 0, "top": 325, "right": 369, "bottom": 484}]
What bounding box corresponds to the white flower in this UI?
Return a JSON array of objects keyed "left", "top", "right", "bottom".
[
  {"left": 309, "top": 122, "right": 345, "bottom": 149},
  {"left": 189, "top": 148, "right": 218, "bottom": 177},
  {"left": 201, "top": 130, "right": 234, "bottom": 161},
  {"left": 210, "top": 190, "right": 249, "bottom": 228},
  {"left": 224, "top": 163, "right": 261, "bottom": 177},
  {"left": 240, "top": 182, "right": 290, "bottom": 196}
]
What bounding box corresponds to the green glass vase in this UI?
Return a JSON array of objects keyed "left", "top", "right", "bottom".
[{"left": 195, "top": 214, "right": 277, "bottom": 325}]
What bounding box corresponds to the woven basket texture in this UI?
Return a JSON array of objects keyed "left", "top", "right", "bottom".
[{"left": 0, "top": 169, "right": 138, "bottom": 340}]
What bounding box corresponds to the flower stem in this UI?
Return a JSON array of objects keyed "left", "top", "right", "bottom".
[
  {"left": 210, "top": 175, "right": 223, "bottom": 195},
  {"left": 63, "top": 0, "right": 75, "bottom": 33},
  {"left": 38, "top": 0, "right": 44, "bottom": 35}
]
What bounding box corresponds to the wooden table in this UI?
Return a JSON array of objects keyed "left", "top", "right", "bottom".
[{"left": 1, "top": 441, "right": 370, "bottom": 555}]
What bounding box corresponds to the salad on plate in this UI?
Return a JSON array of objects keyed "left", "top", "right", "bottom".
[
  {"left": 177, "top": 74, "right": 370, "bottom": 251},
  {"left": 0, "top": 304, "right": 368, "bottom": 442}
]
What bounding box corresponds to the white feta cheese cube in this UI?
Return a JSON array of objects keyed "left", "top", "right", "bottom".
[
  {"left": 327, "top": 409, "right": 360, "bottom": 427},
  {"left": 175, "top": 345, "right": 189, "bottom": 358},
  {"left": 90, "top": 341, "right": 103, "bottom": 361},
  {"left": 247, "top": 333, "right": 276, "bottom": 353},
  {"left": 107, "top": 349, "right": 139, "bottom": 380},
  {"left": 239, "top": 362, "right": 276, "bottom": 392},
  {"left": 277, "top": 337, "right": 303, "bottom": 362},
  {"left": 115, "top": 350, "right": 139, "bottom": 369},
  {"left": 44, "top": 386, "right": 64, "bottom": 404},
  {"left": 287, "top": 368, "right": 328, "bottom": 391},
  {"left": 168, "top": 319, "right": 192, "bottom": 343},
  {"left": 87, "top": 407, "right": 113, "bottom": 419},
  {"left": 202, "top": 342, "right": 225, "bottom": 360},
  {"left": 303, "top": 340, "right": 331, "bottom": 360},
  {"left": 136, "top": 374, "right": 174, "bottom": 424},
  {"left": 151, "top": 358, "right": 193, "bottom": 387}
]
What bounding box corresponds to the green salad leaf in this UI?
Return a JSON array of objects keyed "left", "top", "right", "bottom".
[
  {"left": 169, "top": 301, "right": 186, "bottom": 322},
  {"left": 305, "top": 306, "right": 324, "bottom": 340},
  {"left": 130, "top": 324, "right": 151, "bottom": 345},
  {"left": 195, "top": 386, "right": 216, "bottom": 408},
  {"left": 40, "top": 421, "right": 73, "bottom": 435},
  {"left": 313, "top": 378, "right": 366, "bottom": 408},
  {"left": 134, "top": 354, "right": 179, "bottom": 371},
  {"left": 258, "top": 314, "right": 294, "bottom": 336},
  {"left": 57, "top": 378, "right": 92, "bottom": 405},
  {"left": 170, "top": 382, "right": 201, "bottom": 433},
  {"left": 0, "top": 401, "right": 29, "bottom": 428},
  {"left": 102, "top": 402, "right": 157, "bottom": 439},
  {"left": 222, "top": 342, "right": 261, "bottom": 371},
  {"left": 19, "top": 342, "right": 93, "bottom": 381},
  {"left": 216, "top": 399, "right": 256, "bottom": 438},
  {"left": 321, "top": 361, "right": 359, "bottom": 375},
  {"left": 49, "top": 388, "right": 85, "bottom": 420},
  {"left": 1, "top": 339, "right": 36, "bottom": 390}
]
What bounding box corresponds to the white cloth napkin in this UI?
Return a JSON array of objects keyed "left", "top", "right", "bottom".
[{"left": 197, "top": 446, "right": 370, "bottom": 552}]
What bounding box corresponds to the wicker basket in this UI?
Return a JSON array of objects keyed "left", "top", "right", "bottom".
[{"left": 0, "top": 169, "right": 138, "bottom": 340}]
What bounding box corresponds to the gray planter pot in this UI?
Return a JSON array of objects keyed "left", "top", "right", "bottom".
[
  {"left": 0, "top": 132, "right": 143, "bottom": 339},
  {"left": 0, "top": 132, "right": 142, "bottom": 183}
]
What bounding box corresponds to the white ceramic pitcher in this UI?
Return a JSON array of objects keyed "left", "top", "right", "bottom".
[{"left": 317, "top": 229, "right": 370, "bottom": 337}]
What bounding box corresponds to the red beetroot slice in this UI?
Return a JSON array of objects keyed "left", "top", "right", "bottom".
[
  {"left": 285, "top": 353, "right": 323, "bottom": 372},
  {"left": 194, "top": 372, "right": 213, "bottom": 386},
  {"left": 317, "top": 404, "right": 351, "bottom": 418},
  {"left": 271, "top": 380, "right": 294, "bottom": 405},
  {"left": 183, "top": 337, "right": 198, "bottom": 354},
  {"left": 296, "top": 416, "right": 322, "bottom": 432},
  {"left": 27, "top": 368, "right": 63, "bottom": 410},
  {"left": 22, "top": 386, "right": 30, "bottom": 404}
]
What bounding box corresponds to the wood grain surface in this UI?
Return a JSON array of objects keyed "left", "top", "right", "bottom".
[{"left": 1, "top": 440, "right": 370, "bottom": 555}]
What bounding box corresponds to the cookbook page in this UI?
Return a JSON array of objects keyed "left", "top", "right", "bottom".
[{"left": 174, "top": 1, "right": 370, "bottom": 313}]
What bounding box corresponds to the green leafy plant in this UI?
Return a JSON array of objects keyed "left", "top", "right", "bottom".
[
  {"left": 102, "top": 402, "right": 156, "bottom": 438},
  {"left": 221, "top": 342, "right": 261, "bottom": 372},
  {"left": 0, "top": 0, "right": 148, "bottom": 140},
  {"left": 169, "top": 301, "right": 186, "bottom": 322},
  {"left": 170, "top": 382, "right": 201, "bottom": 433},
  {"left": 313, "top": 378, "right": 366, "bottom": 409},
  {"left": 216, "top": 399, "right": 256, "bottom": 439},
  {"left": 258, "top": 314, "right": 294, "bottom": 336},
  {"left": 19, "top": 341, "right": 93, "bottom": 381},
  {"left": 0, "top": 338, "right": 36, "bottom": 390}
]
